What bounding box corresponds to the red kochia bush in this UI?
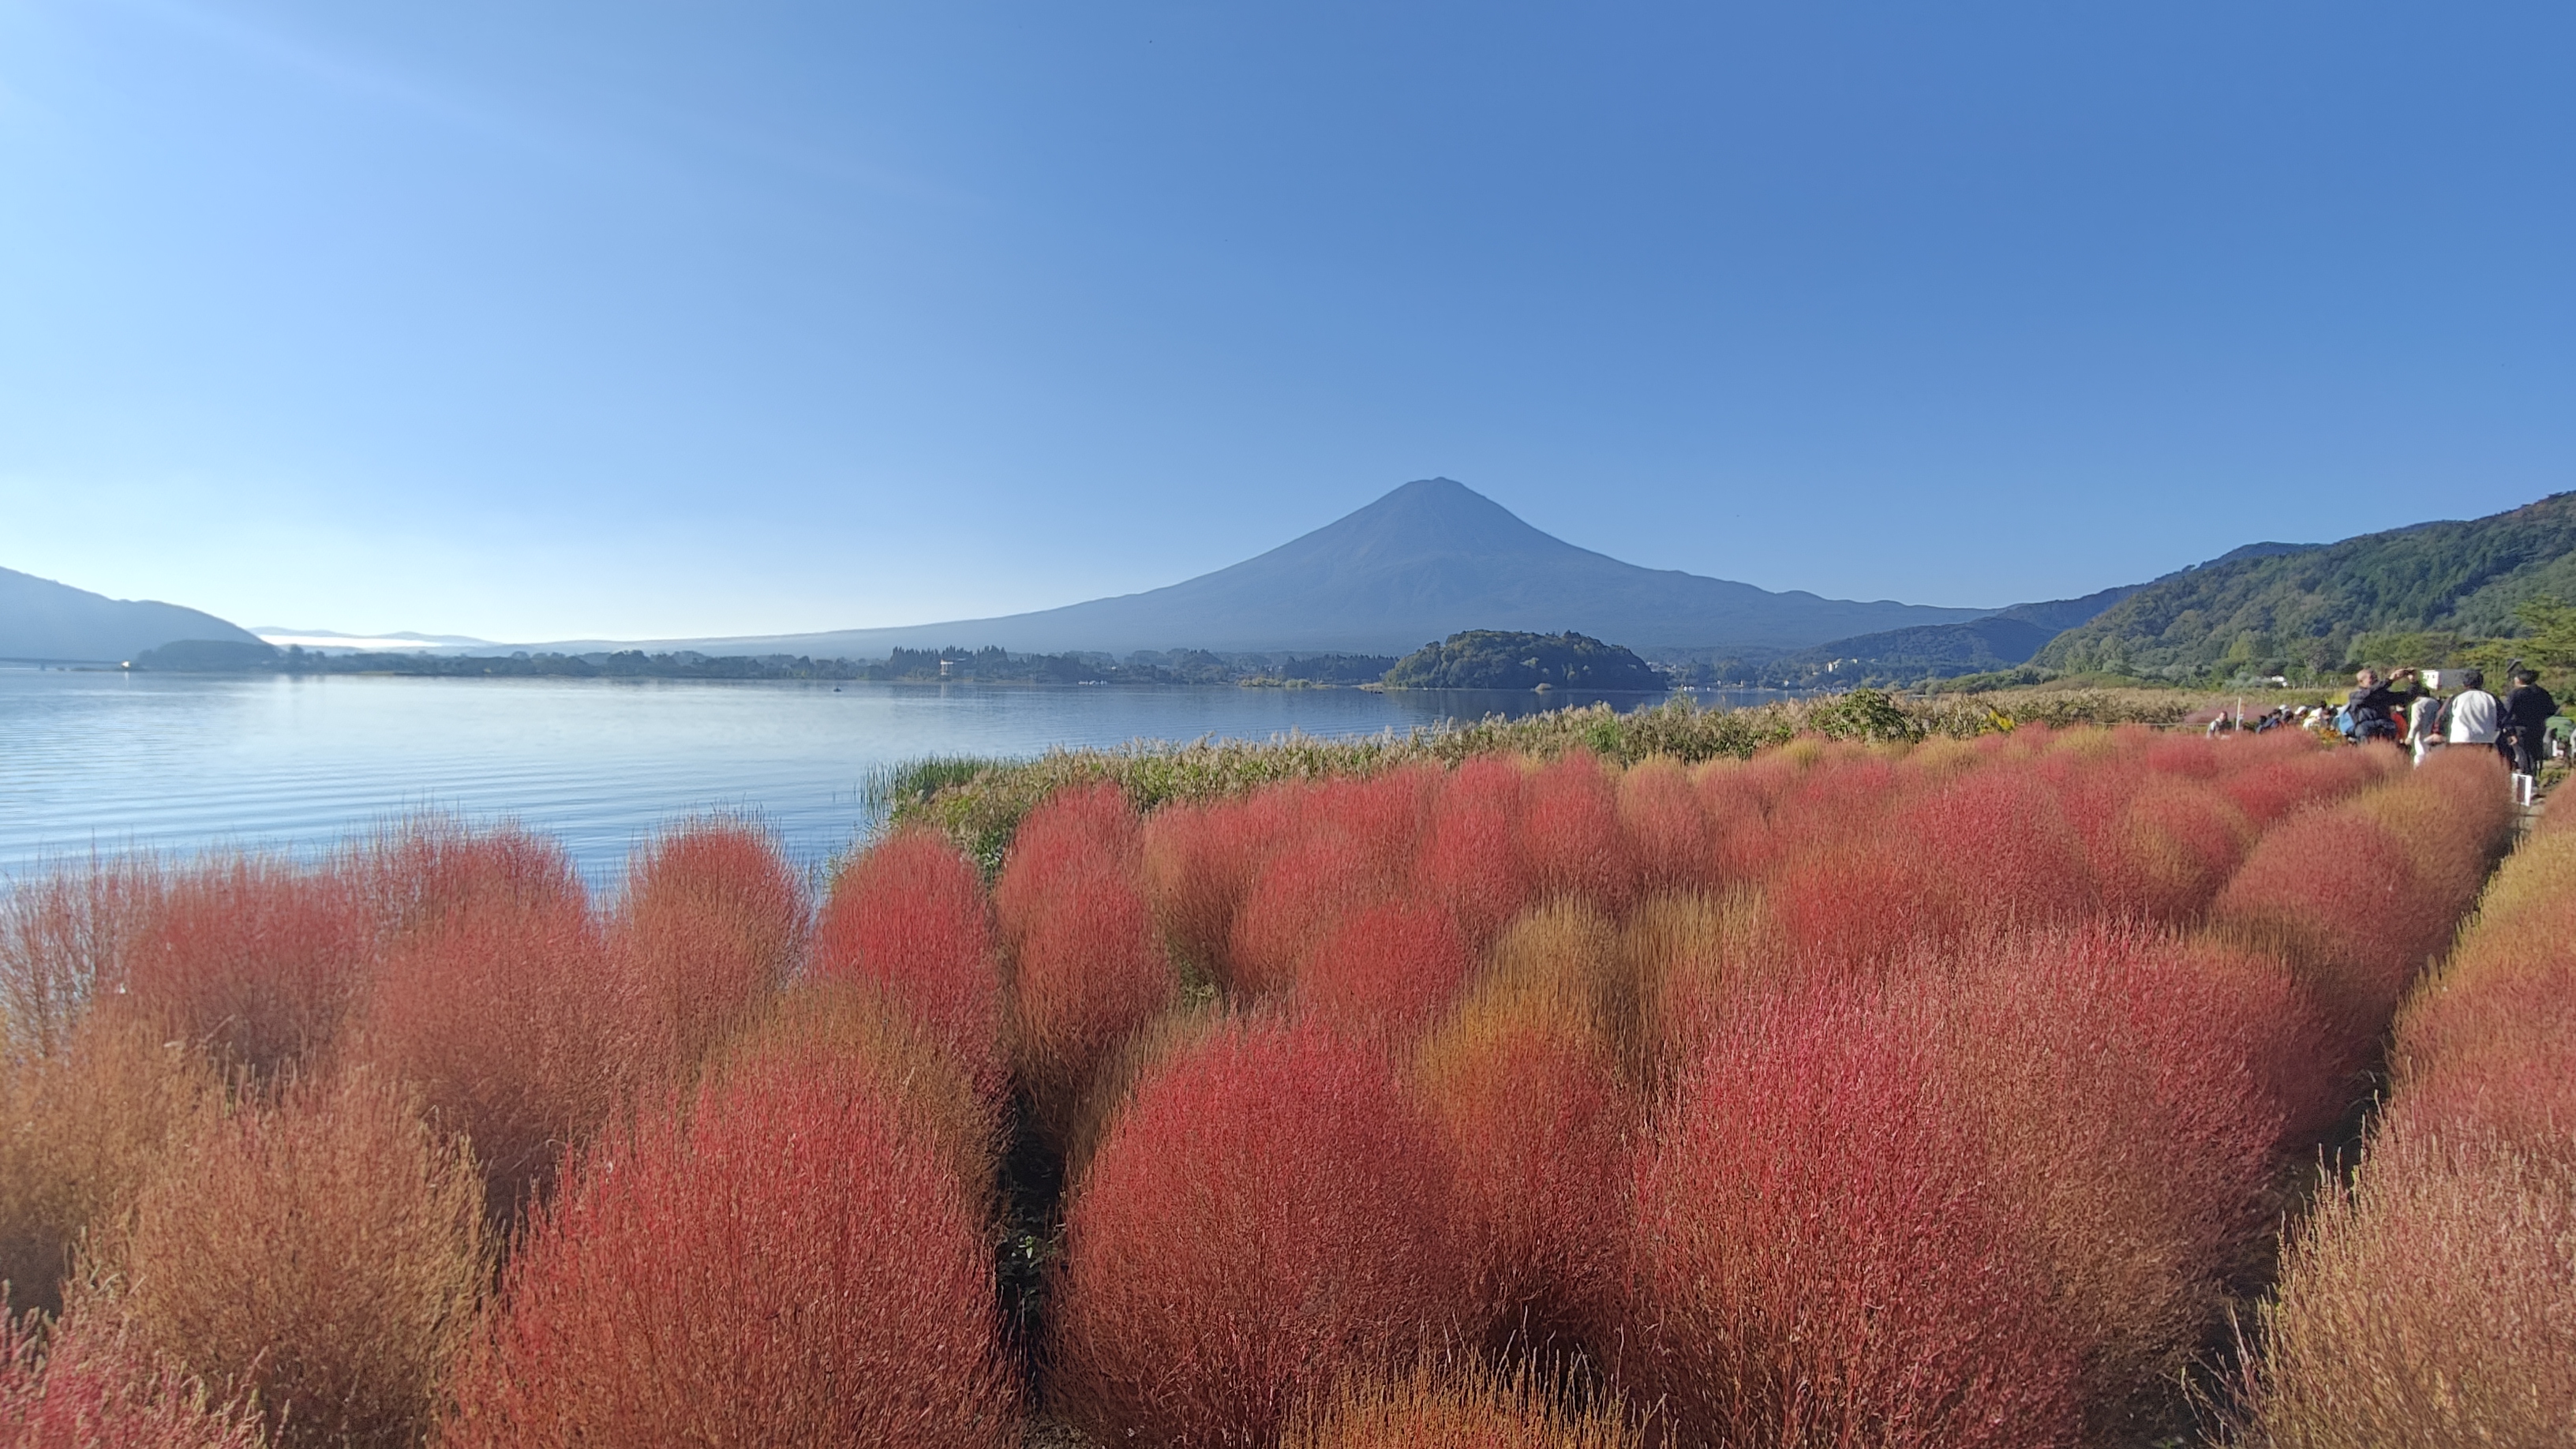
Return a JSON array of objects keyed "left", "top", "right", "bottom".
[
  {"left": 2209, "top": 753, "right": 2510, "bottom": 1066},
  {"left": 1938, "top": 927, "right": 2301, "bottom": 1410},
  {"left": 358, "top": 826, "right": 650, "bottom": 1215},
  {"left": 812, "top": 829, "right": 1006, "bottom": 1101},
  {"left": 1229, "top": 829, "right": 1395, "bottom": 999},
  {"left": 1768, "top": 767, "right": 2099, "bottom": 977},
  {"left": 444, "top": 1043, "right": 1020, "bottom": 1449},
  {"left": 1616, "top": 757, "right": 1713, "bottom": 897},
  {"left": 993, "top": 782, "right": 1141, "bottom": 948},
  {"left": 1416, "top": 758, "right": 1527, "bottom": 947},
  {"left": 120, "top": 855, "right": 371, "bottom": 1076},
  {"left": 1625, "top": 985, "right": 2083, "bottom": 1448},
  {"left": 2210, "top": 734, "right": 2401, "bottom": 827},
  {"left": 612, "top": 820, "right": 806, "bottom": 1076},
  {"left": 0, "top": 1311, "right": 264, "bottom": 1449},
  {"left": 1517, "top": 754, "right": 1633, "bottom": 912},
  {"left": 1294, "top": 901, "right": 1477, "bottom": 1050},
  {"left": 996, "top": 787, "right": 1172, "bottom": 1139},
  {"left": 1140, "top": 799, "right": 1275, "bottom": 979},
  {"left": 1050, "top": 1017, "right": 1464, "bottom": 1448}
]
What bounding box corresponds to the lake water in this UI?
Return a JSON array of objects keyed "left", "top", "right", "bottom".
[{"left": 0, "top": 668, "right": 1788, "bottom": 886}]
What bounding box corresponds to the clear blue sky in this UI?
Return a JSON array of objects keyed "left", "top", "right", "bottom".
[{"left": 3, "top": 2, "right": 2568, "bottom": 642}]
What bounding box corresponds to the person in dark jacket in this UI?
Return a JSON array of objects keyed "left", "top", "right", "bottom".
[
  {"left": 2345, "top": 667, "right": 2424, "bottom": 742},
  {"left": 2503, "top": 668, "right": 2558, "bottom": 784}
]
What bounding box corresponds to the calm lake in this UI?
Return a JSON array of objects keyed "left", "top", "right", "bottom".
[{"left": 0, "top": 668, "right": 1788, "bottom": 886}]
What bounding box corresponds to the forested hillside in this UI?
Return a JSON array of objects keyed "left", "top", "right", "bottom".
[{"left": 2038, "top": 492, "right": 2576, "bottom": 680}]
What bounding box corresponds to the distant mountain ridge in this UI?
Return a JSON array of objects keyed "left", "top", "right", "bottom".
[
  {"left": 529, "top": 479, "right": 1988, "bottom": 657},
  {"left": 0, "top": 567, "right": 263, "bottom": 663},
  {"left": 2039, "top": 492, "right": 2576, "bottom": 679}
]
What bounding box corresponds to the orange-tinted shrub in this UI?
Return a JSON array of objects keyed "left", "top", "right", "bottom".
[
  {"left": 1938, "top": 927, "right": 2297, "bottom": 1413},
  {"left": 1140, "top": 799, "right": 1273, "bottom": 979},
  {"left": 811, "top": 829, "right": 1005, "bottom": 1102},
  {"left": 444, "top": 1042, "right": 1019, "bottom": 1449},
  {"left": 0, "top": 1017, "right": 219, "bottom": 1320},
  {"left": 2237, "top": 1122, "right": 2576, "bottom": 1447},
  {"left": 118, "top": 856, "right": 371, "bottom": 1078},
  {"left": 1050, "top": 1017, "right": 1463, "bottom": 1447},
  {"left": 2081, "top": 777, "right": 2256, "bottom": 926},
  {"left": 1, "top": 856, "right": 167, "bottom": 1059},
  {"left": 356, "top": 826, "right": 647, "bottom": 1216},
  {"left": 1624, "top": 985, "right": 2083, "bottom": 1447},
  {"left": 2210, "top": 734, "right": 2400, "bottom": 827},
  {"left": 706, "top": 979, "right": 1002, "bottom": 1203},
  {"left": 609, "top": 820, "right": 805, "bottom": 1077},
  {"left": 88, "top": 1069, "right": 485, "bottom": 1449},
  {"left": 1414, "top": 983, "right": 1632, "bottom": 1357},
  {"left": 0, "top": 1310, "right": 263, "bottom": 1449}
]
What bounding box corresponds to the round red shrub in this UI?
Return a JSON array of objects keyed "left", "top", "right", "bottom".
[
  {"left": 1417, "top": 759, "right": 1527, "bottom": 946},
  {"left": 122, "top": 856, "right": 370, "bottom": 1076},
  {"left": 444, "top": 1044, "right": 1020, "bottom": 1448},
  {"left": 812, "top": 829, "right": 1005, "bottom": 1101},
  {"left": 1517, "top": 754, "right": 1632, "bottom": 911},
  {"left": 612, "top": 820, "right": 806, "bottom": 1076},
  {"left": 1050, "top": 1017, "right": 1465, "bottom": 1448},
  {"left": 1625, "top": 985, "right": 2084, "bottom": 1448},
  {"left": 1294, "top": 901, "right": 1476, "bottom": 1050}
]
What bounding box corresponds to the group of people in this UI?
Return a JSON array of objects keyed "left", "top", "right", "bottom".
[{"left": 2346, "top": 665, "right": 2560, "bottom": 801}]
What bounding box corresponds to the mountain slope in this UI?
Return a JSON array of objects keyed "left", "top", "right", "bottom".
[
  {"left": 2038, "top": 492, "right": 2576, "bottom": 678},
  {"left": 0, "top": 567, "right": 264, "bottom": 663},
  {"left": 538, "top": 479, "right": 1986, "bottom": 657}
]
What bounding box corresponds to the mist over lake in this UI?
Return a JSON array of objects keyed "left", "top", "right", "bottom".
[{"left": 0, "top": 669, "right": 1771, "bottom": 885}]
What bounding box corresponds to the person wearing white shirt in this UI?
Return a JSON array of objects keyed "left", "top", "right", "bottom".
[{"left": 2444, "top": 669, "right": 2503, "bottom": 747}]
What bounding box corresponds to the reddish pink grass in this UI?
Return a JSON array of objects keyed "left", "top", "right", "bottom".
[
  {"left": 1284, "top": 1360, "right": 1641, "bottom": 1449},
  {"left": 1292, "top": 901, "right": 1476, "bottom": 1050},
  {"left": 88, "top": 1069, "right": 486, "bottom": 1449},
  {"left": 1050, "top": 1016, "right": 1464, "bottom": 1448},
  {"left": 992, "top": 782, "right": 1141, "bottom": 950},
  {"left": 2080, "top": 776, "right": 2256, "bottom": 926},
  {"left": 1616, "top": 757, "right": 1713, "bottom": 897},
  {"left": 1936, "top": 926, "right": 2297, "bottom": 1410},
  {"left": 1228, "top": 829, "right": 1395, "bottom": 999},
  {"left": 1516, "top": 754, "right": 1634, "bottom": 912},
  {"left": 1414, "top": 758, "right": 1528, "bottom": 947},
  {"left": 996, "top": 788, "right": 1174, "bottom": 1141},
  {"left": 1624, "top": 983, "right": 2084, "bottom": 1447},
  {"left": 811, "top": 829, "right": 1006, "bottom": 1102},
  {"left": 1140, "top": 799, "right": 1272, "bottom": 979},
  {"left": 2209, "top": 733, "right": 2402, "bottom": 827},
  {"left": 444, "top": 1039, "right": 1020, "bottom": 1448},
  {"left": 1765, "top": 767, "right": 2099, "bottom": 977},
  {"left": 115, "top": 856, "right": 372, "bottom": 1078},
  {"left": 355, "top": 826, "right": 651, "bottom": 1216},
  {"left": 2209, "top": 756, "right": 2509, "bottom": 1068},
  {"left": 0, "top": 1311, "right": 264, "bottom": 1449},
  {"left": 611, "top": 820, "right": 806, "bottom": 1076}
]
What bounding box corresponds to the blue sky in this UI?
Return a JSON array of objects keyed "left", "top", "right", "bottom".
[{"left": 2, "top": 2, "right": 2568, "bottom": 642}]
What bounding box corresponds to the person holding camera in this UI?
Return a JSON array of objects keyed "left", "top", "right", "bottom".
[{"left": 2344, "top": 667, "right": 2422, "bottom": 743}]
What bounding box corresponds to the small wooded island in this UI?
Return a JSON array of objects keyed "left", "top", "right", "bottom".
[{"left": 1381, "top": 630, "right": 1662, "bottom": 691}]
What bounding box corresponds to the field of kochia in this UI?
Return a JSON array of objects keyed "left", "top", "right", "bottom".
[{"left": 2, "top": 724, "right": 2570, "bottom": 1447}]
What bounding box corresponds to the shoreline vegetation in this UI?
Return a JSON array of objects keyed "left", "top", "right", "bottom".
[{"left": 867, "top": 687, "right": 2256, "bottom": 870}]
